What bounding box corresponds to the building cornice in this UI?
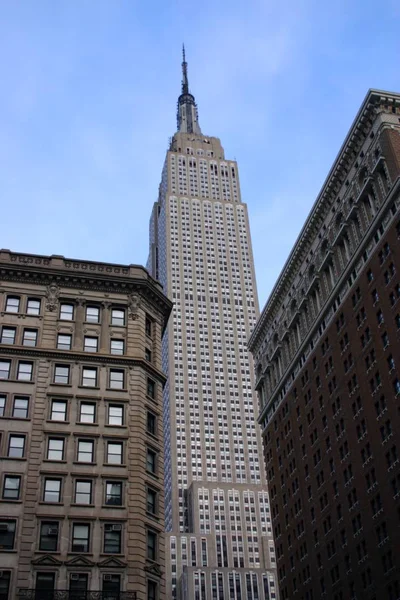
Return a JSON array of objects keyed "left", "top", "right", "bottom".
[{"left": 249, "top": 89, "right": 400, "bottom": 352}]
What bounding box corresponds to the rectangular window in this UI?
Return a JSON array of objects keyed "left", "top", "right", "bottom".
[
  {"left": 84, "top": 336, "right": 98, "bottom": 353},
  {"left": 86, "top": 306, "right": 100, "bottom": 323},
  {"left": 5, "top": 296, "right": 20, "bottom": 313},
  {"left": 39, "top": 522, "right": 59, "bottom": 551},
  {"left": 57, "top": 334, "right": 72, "bottom": 350},
  {"left": 1, "top": 327, "right": 16, "bottom": 345},
  {"left": 50, "top": 399, "right": 67, "bottom": 421},
  {"left": 36, "top": 573, "right": 55, "bottom": 591},
  {"left": 147, "top": 580, "right": 157, "bottom": 600},
  {"left": 108, "top": 404, "right": 123, "bottom": 426},
  {"left": 103, "top": 575, "right": 121, "bottom": 594},
  {"left": 147, "top": 529, "right": 157, "bottom": 561},
  {"left": 47, "top": 438, "right": 64, "bottom": 461},
  {"left": 110, "top": 339, "right": 124, "bottom": 355},
  {"left": 69, "top": 573, "right": 88, "bottom": 594},
  {"left": 3, "top": 475, "right": 21, "bottom": 500},
  {"left": 12, "top": 396, "right": 29, "bottom": 418},
  {"left": 0, "top": 395, "right": 6, "bottom": 416},
  {"left": 111, "top": 309, "right": 125, "bottom": 326},
  {"left": 54, "top": 364, "right": 70, "bottom": 384},
  {"left": 109, "top": 370, "right": 124, "bottom": 390},
  {"left": 27, "top": 298, "right": 41, "bottom": 315},
  {"left": 22, "top": 329, "right": 38, "bottom": 347},
  {"left": 147, "top": 379, "right": 155, "bottom": 399},
  {"left": 0, "top": 572, "right": 11, "bottom": 598},
  {"left": 72, "top": 523, "right": 90, "bottom": 553},
  {"left": 0, "top": 520, "right": 16, "bottom": 550},
  {"left": 145, "top": 348, "right": 152, "bottom": 362},
  {"left": 43, "top": 478, "right": 62, "bottom": 503},
  {"left": 60, "top": 303, "right": 74, "bottom": 320},
  {"left": 79, "top": 402, "right": 96, "bottom": 424},
  {"left": 147, "top": 488, "right": 157, "bottom": 514},
  {"left": 107, "top": 442, "right": 123, "bottom": 465},
  {"left": 82, "top": 368, "right": 97, "bottom": 387},
  {"left": 8, "top": 435, "right": 25, "bottom": 458},
  {"left": 147, "top": 412, "right": 157, "bottom": 436},
  {"left": 75, "top": 480, "right": 92, "bottom": 505},
  {"left": 104, "top": 524, "right": 122, "bottom": 554},
  {"left": 145, "top": 316, "right": 152, "bottom": 337},
  {"left": 105, "top": 481, "right": 123, "bottom": 506},
  {"left": 0, "top": 361, "right": 11, "bottom": 380},
  {"left": 146, "top": 449, "right": 157, "bottom": 474},
  {"left": 77, "top": 440, "right": 94, "bottom": 463},
  {"left": 17, "top": 361, "right": 33, "bottom": 381}
]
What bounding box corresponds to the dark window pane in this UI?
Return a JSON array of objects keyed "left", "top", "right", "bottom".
[
  {"left": 72, "top": 524, "right": 90, "bottom": 553},
  {"left": 39, "top": 522, "right": 59, "bottom": 551},
  {"left": 105, "top": 482, "right": 123, "bottom": 506},
  {"left": 104, "top": 524, "right": 122, "bottom": 553}
]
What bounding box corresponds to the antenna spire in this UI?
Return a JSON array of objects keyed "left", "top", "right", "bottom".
[
  {"left": 177, "top": 45, "right": 201, "bottom": 134},
  {"left": 181, "top": 43, "right": 189, "bottom": 94}
]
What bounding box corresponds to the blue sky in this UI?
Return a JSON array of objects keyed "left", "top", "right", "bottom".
[{"left": 1, "top": 0, "right": 399, "bottom": 307}]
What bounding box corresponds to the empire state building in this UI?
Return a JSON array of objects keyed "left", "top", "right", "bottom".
[{"left": 147, "top": 49, "right": 278, "bottom": 600}]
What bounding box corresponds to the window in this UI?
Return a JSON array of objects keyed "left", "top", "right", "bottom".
[
  {"left": 43, "top": 478, "right": 61, "bottom": 503},
  {"left": 145, "top": 348, "right": 152, "bottom": 362},
  {"left": 12, "top": 397, "right": 29, "bottom": 418},
  {"left": 17, "top": 361, "right": 33, "bottom": 381},
  {"left": 22, "top": 329, "right": 37, "bottom": 347},
  {"left": 0, "top": 395, "right": 5, "bottom": 416},
  {"left": 0, "top": 520, "right": 16, "bottom": 550},
  {"left": 27, "top": 298, "right": 41, "bottom": 315},
  {"left": 103, "top": 575, "right": 121, "bottom": 594},
  {"left": 54, "top": 364, "right": 70, "bottom": 384},
  {"left": 75, "top": 480, "right": 92, "bottom": 505},
  {"left": 5, "top": 296, "right": 20, "bottom": 313},
  {"left": 105, "top": 482, "right": 123, "bottom": 506},
  {"left": 147, "top": 529, "right": 157, "bottom": 561},
  {"left": 69, "top": 574, "right": 88, "bottom": 594},
  {"left": 147, "top": 379, "right": 155, "bottom": 399},
  {"left": 50, "top": 400, "right": 67, "bottom": 421},
  {"left": 3, "top": 475, "right": 21, "bottom": 500},
  {"left": 111, "top": 309, "right": 125, "bottom": 326},
  {"left": 86, "top": 306, "right": 100, "bottom": 323},
  {"left": 84, "top": 336, "right": 98, "bottom": 353},
  {"left": 1, "top": 327, "right": 16, "bottom": 345},
  {"left": 47, "top": 438, "right": 64, "bottom": 461},
  {"left": 147, "top": 412, "right": 157, "bottom": 436},
  {"left": 110, "top": 339, "right": 124, "bottom": 355},
  {"left": 0, "top": 361, "right": 11, "bottom": 380},
  {"left": 107, "top": 442, "right": 123, "bottom": 465},
  {"left": 60, "top": 303, "right": 74, "bottom": 320},
  {"left": 8, "top": 435, "right": 25, "bottom": 458},
  {"left": 79, "top": 402, "right": 96, "bottom": 424},
  {"left": 82, "top": 368, "right": 97, "bottom": 387},
  {"left": 72, "top": 524, "right": 90, "bottom": 553},
  {"left": 57, "top": 334, "right": 72, "bottom": 350},
  {"left": 77, "top": 440, "right": 94, "bottom": 463},
  {"left": 104, "top": 523, "right": 122, "bottom": 553},
  {"left": 108, "top": 404, "right": 123, "bottom": 426},
  {"left": 109, "top": 370, "right": 124, "bottom": 390},
  {"left": 36, "top": 573, "right": 55, "bottom": 592},
  {"left": 145, "top": 316, "right": 152, "bottom": 337},
  {"left": 146, "top": 448, "right": 157, "bottom": 474},
  {"left": 0, "top": 571, "right": 11, "bottom": 599},
  {"left": 147, "top": 580, "right": 157, "bottom": 600},
  {"left": 39, "top": 522, "right": 59, "bottom": 551},
  {"left": 147, "top": 488, "right": 157, "bottom": 514}
]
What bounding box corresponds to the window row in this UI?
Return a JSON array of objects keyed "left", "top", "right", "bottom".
[
  {"left": 1, "top": 474, "right": 159, "bottom": 514},
  {"left": 0, "top": 518, "right": 160, "bottom": 561},
  {"left": 0, "top": 434, "right": 159, "bottom": 474}
]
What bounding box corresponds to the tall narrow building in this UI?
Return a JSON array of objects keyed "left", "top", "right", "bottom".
[{"left": 147, "top": 50, "right": 278, "bottom": 600}]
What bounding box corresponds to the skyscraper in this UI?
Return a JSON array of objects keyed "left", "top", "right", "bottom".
[
  {"left": 147, "top": 49, "right": 278, "bottom": 600},
  {"left": 249, "top": 89, "right": 400, "bottom": 600}
]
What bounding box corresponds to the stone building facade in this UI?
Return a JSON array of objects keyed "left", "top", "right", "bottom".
[
  {"left": 0, "top": 251, "right": 171, "bottom": 600},
  {"left": 249, "top": 89, "right": 400, "bottom": 600}
]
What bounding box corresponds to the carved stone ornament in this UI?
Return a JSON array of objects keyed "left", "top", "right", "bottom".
[
  {"left": 128, "top": 293, "right": 141, "bottom": 320},
  {"left": 45, "top": 283, "right": 60, "bottom": 312}
]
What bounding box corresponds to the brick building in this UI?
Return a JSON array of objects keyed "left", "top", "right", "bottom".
[
  {"left": 0, "top": 251, "right": 171, "bottom": 600},
  {"left": 249, "top": 90, "right": 400, "bottom": 600}
]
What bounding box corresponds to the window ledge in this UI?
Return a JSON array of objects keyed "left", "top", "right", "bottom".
[
  {"left": 106, "top": 388, "right": 127, "bottom": 393},
  {"left": 104, "top": 424, "right": 127, "bottom": 429},
  {"left": 38, "top": 501, "right": 64, "bottom": 506},
  {"left": 75, "top": 422, "right": 99, "bottom": 428},
  {"left": 43, "top": 459, "right": 68, "bottom": 464},
  {"left": 70, "top": 503, "right": 95, "bottom": 508},
  {"left": 46, "top": 420, "right": 70, "bottom": 425},
  {"left": 103, "top": 463, "right": 127, "bottom": 468},
  {"left": 0, "top": 549, "right": 17, "bottom": 553},
  {"left": 102, "top": 504, "right": 125, "bottom": 509},
  {"left": 72, "top": 461, "right": 97, "bottom": 466},
  {"left": 78, "top": 386, "right": 100, "bottom": 391},
  {"left": 0, "top": 499, "right": 22, "bottom": 504},
  {"left": 99, "top": 553, "right": 125, "bottom": 558},
  {"left": 2, "top": 417, "right": 31, "bottom": 422},
  {"left": 1, "top": 457, "right": 27, "bottom": 462},
  {"left": 51, "top": 383, "right": 72, "bottom": 388}
]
